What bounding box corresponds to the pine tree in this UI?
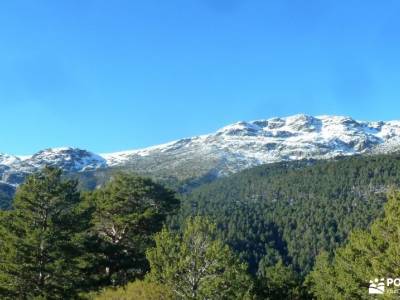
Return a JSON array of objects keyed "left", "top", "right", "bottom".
[
  {"left": 146, "top": 216, "right": 253, "bottom": 300},
  {"left": 307, "top": 190, "right": 400, "bottom": 299},
  {"left": 255, "top": 259, "right": 304, "bottom": 299},
  {"left": 304, "top": 251, "right": 338, "bottom": 300},
  {"left": 86, "top": 173, "right": 179, "bottom": 287},
  {"left": 92, "top": 280, "right": 175, "bottom": 300},
  {"left": 0, "top": 167, "right": 88, "bottom": 299}
]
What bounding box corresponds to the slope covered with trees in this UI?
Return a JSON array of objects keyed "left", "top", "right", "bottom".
[
  {"left": 307, "top": 190, "right": 400, "bottom": 299},
  {"left": 174, "top": 154, "right": 400, "bottom": 276},
  {"left": 3, "top": 153, "right": 400, "bottom": 298}
]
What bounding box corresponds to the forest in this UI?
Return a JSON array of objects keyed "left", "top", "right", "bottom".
[{"left": 2, "top": 153, "right": 400, "bottom": 299}]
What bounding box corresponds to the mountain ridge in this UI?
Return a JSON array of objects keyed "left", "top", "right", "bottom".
[{"left": 2, "top": 114, "right": 400, "bottom": 189}]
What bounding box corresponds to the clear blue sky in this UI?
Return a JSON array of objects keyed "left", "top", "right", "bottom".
[{"left": 1, "top": 0, "right": 400, "bottom": 155}]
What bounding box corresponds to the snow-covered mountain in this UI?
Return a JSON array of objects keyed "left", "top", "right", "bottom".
[
  {"left": 2, "top": 114, "right": 400, "bottom": 188},
  {"left": 0, "top": 148, "right": 107, "bottom": 186}
]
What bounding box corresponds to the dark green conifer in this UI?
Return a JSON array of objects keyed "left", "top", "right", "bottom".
[
  {"left": 86, "top": 173, "right": 179, "bottom": 287},
  {"left": 0, "top": 167, "right": 88, "bottom": 299}
]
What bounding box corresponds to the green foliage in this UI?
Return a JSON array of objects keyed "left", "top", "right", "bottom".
[
  {"left": 3, "top": 153, "right": 400, "bottom": 298},
  {"left": 91, "top": 280, "right": 174, "bottom": 300},
  {"left": 0, "top": 167, "right": 88, "bottom": 299},
  {"left": 0, "top": 183, "right": 14, "bottom": 210},
  {"left": 307, "top": 190, "right": 400, "bottom": 299},
  {"left": 255, "top": 259, "right": 305, "bottom": 299},
  {"left": 147, "top": 216, "right": 253, "bottom": 300},
  {"left": 304, "top": 251, "right": 337, "bottom": 299},
  {"left": 85, "top": 173, "right": 179, "bottom": 287},
  {"left": 175, "top": 154, "right": 400, "bottom": 275}
]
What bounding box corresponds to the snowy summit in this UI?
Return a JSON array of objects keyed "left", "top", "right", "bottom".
[{"left": 1, "top": 114, "right": 400, "bottom": 187}]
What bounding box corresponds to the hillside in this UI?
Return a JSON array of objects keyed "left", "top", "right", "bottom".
[{"left": 174, "top": 153, "right": 400, "bottom": 275}]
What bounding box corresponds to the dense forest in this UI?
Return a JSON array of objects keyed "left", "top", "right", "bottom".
[
  {"left": 2, "top": 153, "right": 400, "bottom": 298},
  {"left": 175, "top": 154, "right": 400, "bottom": 275},
  {"left": 307, "top": 190, "right": 400, "bottom": 299}
]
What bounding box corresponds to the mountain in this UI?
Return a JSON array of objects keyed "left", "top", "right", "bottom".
[
  {"left": 2, "top": 114, "right": 400, "bottom": 192},
  {"left": 101, "top": 114, "right": 400, "bottom": 181}
]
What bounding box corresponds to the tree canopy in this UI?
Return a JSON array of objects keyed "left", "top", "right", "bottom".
[
  {"left": 84, "top": 173, "right": 179, "bottom": 287},
  {"left": 307, "top": 190, "right": 400, "bottom": 299},
  {"left": 0, "top": 167, "right": 87, "bottom": 299},
  {"left": 147, "top": 216, "right": 253, "bottom": 300}
]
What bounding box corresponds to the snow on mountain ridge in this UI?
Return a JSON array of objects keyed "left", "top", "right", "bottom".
[
  {"left": 0, "top": 154, "right": 21, "bottom": 166},
  {"left": 0, "top": 147, "right": 107, "bottom": 186},
  {"left": 97, "top": 114, "right": 400, "bottom": 178},
  {"left": 2, "top": 115, "right": 400, "bottom": 187},
  {"left": 27, "top": 147, "right": 107, "bottom": 171}
]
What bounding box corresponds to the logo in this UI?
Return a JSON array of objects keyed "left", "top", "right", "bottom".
[
  {"left": 369, "top": 278, "right": 385, "bottom": 294},
  {"left": 368, "top": 277, "right": 400, "bottom": 295}
]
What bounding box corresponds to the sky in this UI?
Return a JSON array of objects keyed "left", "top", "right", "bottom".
[{"left": 1, "top": 0, "right": 400, "bottom": 155}]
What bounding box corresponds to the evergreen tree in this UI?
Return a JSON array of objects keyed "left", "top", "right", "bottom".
[
  {"left": 176, "top": 153, "right": 398, "bottom": 275},
  {"left": 86, "top": 173, "right": 179, "bottom": 287},
  {"left": 304, "top": 251, "right": 338, "bottom": 299},
  {"left": 146, "top": 216, "right": 253, "bottom": 299},
  {"left": 92, "top": 280, "right": 174, "bottom": 300},
  {"left": 0, "top": 167, "right": 88, "bottom": 299},
  {"left": 307, "top": 190, "right": 400, "bottom": 299},
  {"left": 255, "top": 259, "right": 304, "bottom": 300}
]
